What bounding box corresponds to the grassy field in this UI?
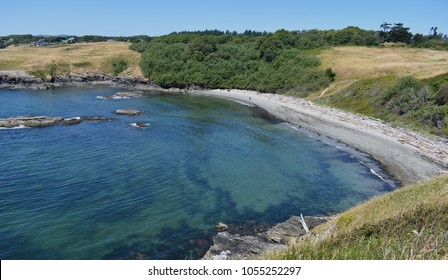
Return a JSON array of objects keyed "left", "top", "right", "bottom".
[
  {"left": 267, "top": 174, "right": 448, "bottom": 260},
  {"left": 0, "top": 42, "right": 143, "bottom": 77},
  {"left": 317, "top": 46, "right": 448, "bottom": 81}
]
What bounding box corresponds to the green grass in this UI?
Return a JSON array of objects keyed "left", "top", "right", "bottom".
[{"left": 267, "top": 175, "right": 448, "bottom": 260}]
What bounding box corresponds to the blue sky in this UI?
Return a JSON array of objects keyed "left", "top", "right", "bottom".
[{"left": 1, "top": 0, "right": 447, "bottom": 36}]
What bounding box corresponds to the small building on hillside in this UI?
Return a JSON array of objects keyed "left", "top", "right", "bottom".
[
  {"left": 30, "top": 39, "right": 48, "bottom": 47},
  {"left": 61, "top": 37, "right": 76, "bottom": 44}
]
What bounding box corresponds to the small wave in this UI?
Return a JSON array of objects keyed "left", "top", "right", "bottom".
[
  {"left": 130, "top": 123, "right": 150, "bottom": 128},
  {"left": 95, "top": 96, "right": 108, "bottom": 100},
  {"left": 112, "top": 96, "right": 131, "bottom": 100},
  {"left": 370, "top": 168, "right": 387, "bottom": 183},
  {"left": 233, "top": 100, "right": 255, "bottom": 107},
  {"left": 0, "top": 125, "right": 30, "bottom": 130}
]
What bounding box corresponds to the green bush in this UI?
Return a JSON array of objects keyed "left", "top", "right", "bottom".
[
  {"left": 138, "top": 34, "right": 332, "bottom": 94},
  {"left": 110, "top": 58, "right": 128, "bottom": 75},
  {"left": 434, "top": 83, "right": 448, "bottom": 105}
]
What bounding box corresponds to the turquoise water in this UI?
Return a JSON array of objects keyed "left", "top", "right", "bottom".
[{"left": 0, "top": 87, "right": 394, "bottom": 259}]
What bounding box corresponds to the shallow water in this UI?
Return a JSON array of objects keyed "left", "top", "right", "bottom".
[{"left": 0, "top": 87, "right": 394, "bottom": 259}]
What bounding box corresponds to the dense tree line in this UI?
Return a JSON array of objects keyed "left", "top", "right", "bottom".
[
  {"left": 131, "top": 24, "right": 446, "bottom": 93},
  {"left": 133, "top": 30, "right": 343, "bottom": 94}
]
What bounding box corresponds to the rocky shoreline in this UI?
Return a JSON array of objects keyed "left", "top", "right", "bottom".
[
  {"left": 0, "top": 70, "right": 184, "bottom": 92},
  {"left": 0, "top": 115, "right": 119, "bottom": 129},
  {"left": 202, "top": 215, "right": 333, "bottom": 260}
]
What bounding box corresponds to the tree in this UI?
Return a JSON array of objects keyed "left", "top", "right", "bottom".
[
  {"left": 379, "top": 22, "right": 392, "bottom": 42},
  {"left": 412, "top": 33, "right": 425, "bottom": 44},
  {"left": 380, "top": 22, "right": 392, "bottom": 32},
  {"left": 430, "top": 27, "right": 438, "bottom": 38},
  {"left": 388, "top": 23, "right": 412, "bottom": 44},
  {"left": 187, "top": 36, "right": 217, "bottom": 61}
]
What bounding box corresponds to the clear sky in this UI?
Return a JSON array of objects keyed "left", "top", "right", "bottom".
[{"left": 1, "top": 0, "right": 447, "bottom": 36}]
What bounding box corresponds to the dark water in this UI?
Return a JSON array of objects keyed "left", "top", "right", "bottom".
[{"left": 0, "top": 87, "right": 394, "bottom": 259}]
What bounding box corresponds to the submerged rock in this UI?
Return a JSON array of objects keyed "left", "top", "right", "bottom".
[
  {"left": 83, "top": 116, "right": 117, "bottom": 122},
  {"left": 115, "top": 109, "right": 144, "bottom": 116},
  {"left": 128, "top": 251, "right": 146, "bottom": 260},
  {"left": 98, "top": 91, "right": 145, "bottom": 100},
  {"left": 0, "top": 116, "right": 63, "bottom": 128}
]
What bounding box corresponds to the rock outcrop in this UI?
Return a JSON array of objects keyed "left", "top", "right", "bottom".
[
  {"left": 0, "top": 115, "right": 117, "bottom": 129},
  {"left": 0, "top": 70, "right": 159, "bottom": 90},
  {"left": 0, "top": 116, "right": 63, "bottom": 128},
  {"left": 202, "top": 215, "right": 332, "bottom": 260},
  {"left": 0, "top": 71, "right": 48, "bottom": 90}
]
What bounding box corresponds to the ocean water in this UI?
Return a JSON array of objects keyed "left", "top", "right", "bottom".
[{"left": 0, "top": 87, "right": 394, "bottom": 259}]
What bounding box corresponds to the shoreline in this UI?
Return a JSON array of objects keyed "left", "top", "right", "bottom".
[
  {"left": 2, "top": 70, "right": 447, "bottom": 184},
  {"left": 3, "top": 71, "right": 448, "bottom": 259},
  {"left": 193, "top": 89, "right": 448, "bottom": 186}
]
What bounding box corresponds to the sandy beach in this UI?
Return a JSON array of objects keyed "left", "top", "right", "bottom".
[{"left": 195, "top": 89, "right": 448, "bottom": 185}]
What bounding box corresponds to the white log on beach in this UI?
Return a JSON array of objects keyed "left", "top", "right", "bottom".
[{"left": 300, "top": 213, "right": 310, "bottom": 234}]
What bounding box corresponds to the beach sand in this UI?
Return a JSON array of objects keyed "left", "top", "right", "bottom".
[{"left": 194, "top": 89, "right": 448, "bottom": 185}]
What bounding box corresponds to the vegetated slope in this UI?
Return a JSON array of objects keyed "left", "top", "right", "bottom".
[
  {"left": 132, "top": 31, "right": 338, "bottom": 94},
  {"left": 269, "top": 174, "right": 448, "bottom": 260},
  {"left": 0, "top": 42, "right": 142, "bottom": 77},
  {"left": 314, "top": 47, "right": 448, "bottom": 137},
  {"left": 317, "top": 46, "right": 448, "bottom": 80}
]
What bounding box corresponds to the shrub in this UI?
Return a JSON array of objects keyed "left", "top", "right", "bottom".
[
  {"left": 435, "top": 83, "right": 448, "bottom": 105},
  {"left": 110, "top": 58, "right": 128, "bottom": 75}
]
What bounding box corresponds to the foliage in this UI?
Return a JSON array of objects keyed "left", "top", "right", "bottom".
[
  {"left": 110, "top": 58, "right": 128, "bottom": 75},
  {"left": 434, "top": 83, "right": 448, "bottom": 106},
  {"left": 47, "top": 63, "right": 58, "bottom": 82},
  {"left": 136, "top": 31, "right": 343, "bottom": 94},
  {"left": 28, "top": 69, "right": 47, "bottom": 79}
]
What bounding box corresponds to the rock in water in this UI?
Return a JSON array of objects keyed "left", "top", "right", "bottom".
[
  {"left": 0, "top": 116, "right": 63, "bottom": 128},
  {"left": 130, "top": 122, "right": 149, "bottom": 128},
  {"left": 115, "top": 109, "right": 144, "bottom": 116},
  {"left": 215, "top": 222, "right": 229, "bottom": 231},
  {"left": 111, "top": 91, "right": 144, "bottom": 99},
  {"left": 62, "top": 117, "right": 83, "bottom": 126}
]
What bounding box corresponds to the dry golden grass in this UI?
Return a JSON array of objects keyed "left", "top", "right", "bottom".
[
  {"left": 264, "top": 175, "right": 448, "bottom": 260},
  {"left": 318, "top": 46, "right": 448, "bottom": 80},
  {"left": 0, "top": 42, "right": 143, "bottom": 77}
]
